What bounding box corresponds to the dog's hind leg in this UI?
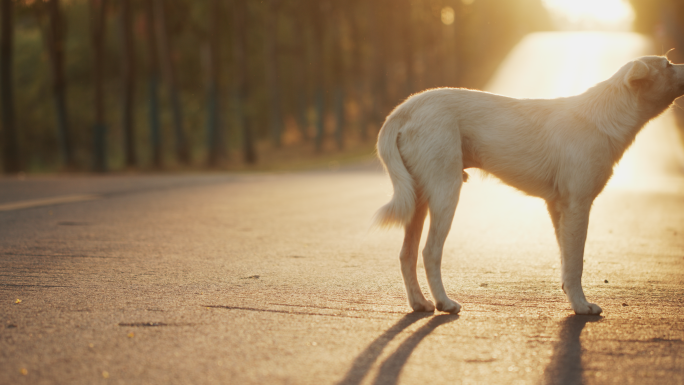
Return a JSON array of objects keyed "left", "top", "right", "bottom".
[
  {"left": 422, "top": 175, "right": 463, "bottom": 314},
  {"left": 557, "top": 199, "right": 603, "bottom": 315},
  {"left": 400, "top": 200, "right": 435, "bottom": 312}
]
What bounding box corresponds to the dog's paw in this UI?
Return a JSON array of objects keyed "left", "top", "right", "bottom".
[
  {"left": 573, "top": 302, "right": 603, "bottom": 315},
  {"left": 436, "top": 299, "right": 461, "bottom": 314},
  {"left": 410, "top": 299, "right": 435, "bottom": 312}
]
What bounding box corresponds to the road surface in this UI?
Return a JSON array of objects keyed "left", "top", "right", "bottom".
[{"left": 1, "top": 32, "right": 683, "bottom": 385}]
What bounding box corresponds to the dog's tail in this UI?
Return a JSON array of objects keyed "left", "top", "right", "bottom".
[{"left": 373, "top": 113, "right": 416, "bottom": 229}]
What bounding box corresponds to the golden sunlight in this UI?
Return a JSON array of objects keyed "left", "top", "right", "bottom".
[
  {"left": 542, "top": 0, "right": 635, "bottom": 31},
  {"left": 441, "top": 6, "right": 455, "bottom": 26}
]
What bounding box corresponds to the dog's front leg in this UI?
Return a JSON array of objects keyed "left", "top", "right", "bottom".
[{"left": 557, "top": 200, "right": 602, "bottom": 315}]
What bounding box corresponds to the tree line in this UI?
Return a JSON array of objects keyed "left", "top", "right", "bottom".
[{"left": 0, "top": 0, "right": 552, "bottom": 173}]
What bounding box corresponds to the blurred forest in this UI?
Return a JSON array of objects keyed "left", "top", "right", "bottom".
[
  {"left": 0, "top": 0, "right": 677, "bottom": 173},
  {"left": 0, "top": 0, "right": 554, "bottom": 173}
]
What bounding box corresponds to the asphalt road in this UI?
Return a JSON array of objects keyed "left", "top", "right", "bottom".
[{"left": 2, "top": 32, "right": 684, "bottom": 385}]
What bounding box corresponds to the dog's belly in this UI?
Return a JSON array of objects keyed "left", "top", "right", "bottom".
[
  {"left": 466, "top": 164, "right": 557, "bottom": 200},
  {"left": 495, "top": 170, "right": 556, "bottom": 199},
  {"left": 461, "top": 137, "right": 558, "bottom": 199}
]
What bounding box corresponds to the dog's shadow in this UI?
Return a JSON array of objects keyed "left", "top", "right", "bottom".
[
  {"left": 337, "top": 313, "right": 458, "bottom": 385},
  {"left": 543, "top": 314, "right": 603, "bottom": 385},
  {"left": 338, "top": 312, "right": 601, "bottom": 385}
]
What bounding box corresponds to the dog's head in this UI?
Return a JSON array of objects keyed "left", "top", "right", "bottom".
[{"left": 622, "top": 55, "right": 684, "bottom": 109}]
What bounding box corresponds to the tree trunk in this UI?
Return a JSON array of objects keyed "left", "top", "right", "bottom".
[
  {"left": 452, "top": 1, "right": 464, "bottom": 87},
  {"left": 331, "top": 3, "right": 345, "bottom": 150},
  {"left": 46, "top": 0, "right": 73, "bottom": 168},
  {"left": 153, "top": 0, "right": 189, "bottom": 164},
  {"left": 264, "top": 0, "right": 283, "bottom": 147},
  {"left": 145, "top": 0, "right": 161, "bottom": 168},
  {"left": 1, "top": 0, "right": 20, "bottom": 173},
  {"left": 401, "top": 0, "right": 415, "bottom": 96},
  {"left": 442, "top": 1, "right": 458, "bottom": 87},
  {"left": 333, "top": 87, "right": 344, "bottom": 150},
  {"left": 120, "top": 0, "right": 136, "bottom": 168},
  {"left": 232, "top": 0, "right": 256, "bottom": 164},
  {"left": 90, "top": 0, "right": 107, "bottom": 172},
  {"left": 292, "top": 9, "right": 309, "bottom": 142},
  {"left": 311, "top": 2, "right": 326, "bottom": 153},
  {"left": 206, "top": 0, "right": 222, "bottom": 167},
  {"left": 348, "top": 0, "right": 368, "bottom": 141},
  {"left": 370, "top": 0, "right": 388, "bottom": 127}
]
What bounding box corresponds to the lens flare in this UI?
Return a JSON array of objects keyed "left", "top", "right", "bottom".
[{"left": 441, "top": 6, "right": 455, "bottom": 26}]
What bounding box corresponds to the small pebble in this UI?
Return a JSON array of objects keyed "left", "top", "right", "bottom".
[
  {"left": 240, "top": 275, "right": 260, "bottom": 280},
  {"left": 604, "top": 280, "right": 608, "bottom": 283},
  {"left": 622, "top": 303, "right": 628, "bottom": 306}
]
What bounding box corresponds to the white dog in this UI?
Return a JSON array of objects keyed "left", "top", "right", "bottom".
[{"left": 375, "top": 56, "right": 684, "bottom": 315}]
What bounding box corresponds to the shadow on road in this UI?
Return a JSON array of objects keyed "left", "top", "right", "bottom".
[
  {"left": 337, "top": 313, "right": 459, "bottom": 385},
  {"left": 543, "top": 315, "right": 603, "bottom": 385}
]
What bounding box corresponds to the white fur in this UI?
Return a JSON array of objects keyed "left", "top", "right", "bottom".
[{"left": 375, "top": 56, "right": 684, "bottom": 315}]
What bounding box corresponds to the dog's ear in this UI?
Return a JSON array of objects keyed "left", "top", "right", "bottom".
[{"left": 624, "top": 60, "right": 651, "bottom": 88}]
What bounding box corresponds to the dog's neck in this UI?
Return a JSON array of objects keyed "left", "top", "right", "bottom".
[{"left": 575, "top": 81, "right": 667, "bottom": 162}]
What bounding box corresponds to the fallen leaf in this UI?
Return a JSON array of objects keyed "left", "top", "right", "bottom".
[
  {"left": 20, "top": 368, "right": 27, "bottom": 375},
  {"left": 15, "top": 299, "right": 21, "bottom": 304},
  {"left": 102, "top": 371, "right": 109, "bottom": 378},
  {"left": 127, "top": 332, "right": 134, "bottom": 338}
]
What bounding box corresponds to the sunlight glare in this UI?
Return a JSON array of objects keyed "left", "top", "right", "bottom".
[
  {"left": 542, "top": 0, "right": 635, "bottom": 31},
  {"left": 441, "top": 6, "right": 455, "bottom": 26}
]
